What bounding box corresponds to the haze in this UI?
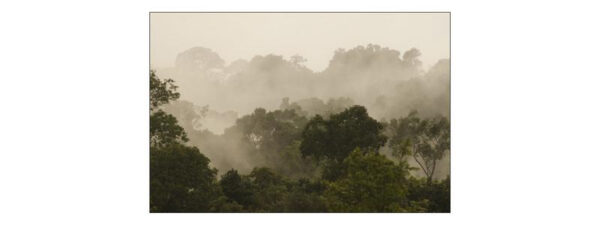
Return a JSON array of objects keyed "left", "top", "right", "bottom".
[
  {"left": 150, "top": 12, "right": 450, "bottom": 181},
  {"left": 150, "top": 13, "right": 449, "bottom": 71}
]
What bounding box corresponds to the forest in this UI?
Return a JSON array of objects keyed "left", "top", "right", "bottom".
[{"left": 150, "top": 44, "right": 450, "bottom": 212}]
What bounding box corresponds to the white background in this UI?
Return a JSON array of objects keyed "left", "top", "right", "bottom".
[{"left": 1, "top": 0, "right": 599, "bottom": 224}]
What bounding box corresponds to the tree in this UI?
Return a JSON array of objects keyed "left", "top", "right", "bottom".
[
  {"left": 246, "top": 167, "right": 288, "bottom": 211},
  {"left": 150, "top": 70, "right": 180, "bottom": 111},
  {"left": 175, "top": 47, "right": 225, "bottom": 74},
  {"left": 300, "top": 105, "right": 387, "bottom": 162},
  {"left": 324, "top": 44, "right": 405, "bottom": 77},
  {"left": 149, "top": 70, "right": 189, "bottom": 148},
  {"left": 401, "top": 48, "right": 423, "bottom": 69},
  {"left": 406, "top": 176, "right": 450, "bottom": 212},
  {"left": 219, "top": 169, "right": 255, "bottom": 207},
  {"left": 300, "top": 105, "right": 387, "bottom": 180},
  {"left": 150, "top": 110, "right": 188, "bottom": 148},
  {"left": 281, "top": 178, "right": 327, "bottom": 212},
  {"left": 388, "top": 111, "right": 450, "bottom": 184},
  {"left": 150, "top": 143, "right": 220, "bottom": 212},
  {"left": 149, "top": 70, "right": 222, "bottom": 212},
  {"left": 278, "top": 141, "right": 319, "bottom": 179},
  {"left": 236, "top": 108, "right": 307, "bottom": 153},
  {"left": 228, "top": 108, "right": 313, "bottom": 177},
  {"left": 323, "top": 149, "right": 413, "bottom": 212}
]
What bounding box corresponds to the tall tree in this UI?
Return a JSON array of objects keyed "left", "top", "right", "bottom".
[
  {"left": 388, "top": 111, "right": 450, "bottom": 184},
  {"left": 149, "top": 70, "right": 188, "bottom": 148},
  {"left": 149, "top": 70, "right": 221, "bottom": 212}
]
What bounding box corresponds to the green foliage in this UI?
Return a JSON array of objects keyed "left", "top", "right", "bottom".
[
  {"left": 281, "top": 178, "right": 328, "bottom": 212},
  {"left": 211, "top": 162, "right": 448, "bottom": 213},
  {"left": 150, "top": 143, "right": 220, "bottom": 212},
  {"left": 216, "top": 167, "right": 328, "bottom": 212},
  {"left": 324, "top": 149, "right": 412, "bottom": 212},
  {"left": 406, "top": 176, "right": 450, "bottom": 212},
  {"left": 226, "top": 108, "right": 316, "bottom": 178},
  {"left": 150, "top": 71, "right": 223, "bottom": 212},
  {"left": 278, "top": 141, "right": 319, "bottom": 179},
  {"left": 149, "top": 71, "right": 450, "bottom": 212},
  {"left": 300, "top": 105, "right": 387, "bottom": 162},
  {"left": 236, "top": 108, "right": 307, "bottom": 153},
  {"left": 219, "top": 169, "right": 255, "bottom": 207},
  {"left": 149, "top": 70, "right": 188, "bottom": 148},
  {"left": 388, "top": 111, "right": 450, "bottom": 183},
  {"left": 150, "top": 70, "right": 180, "bottom": 111},
  {"left": 300, "top": 105, "right": 387, "bottom": 181},
  {"left": 246, "top": 167, "right": 288, "bottom": 211},
  {"left": 150, "top": 110, "right": 188, "bottom": 148},
  {"left": 208, "top": 196, "right": 244, "bottom": 212}
]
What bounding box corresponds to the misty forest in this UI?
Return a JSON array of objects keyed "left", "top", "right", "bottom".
[{"left": 150, "top": 44, "right": 450, "bottom": 212}]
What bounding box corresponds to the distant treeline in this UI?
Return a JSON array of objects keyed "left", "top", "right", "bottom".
[{"left": 155, "top": 44, "right": 449, "bottom": 120}]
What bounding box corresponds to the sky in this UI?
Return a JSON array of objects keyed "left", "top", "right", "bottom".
[{"left": 150, "top": 13, "right": 449, "bottom": 72}]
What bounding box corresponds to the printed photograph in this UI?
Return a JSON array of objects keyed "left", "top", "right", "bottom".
[{"left": 150, "top": 12, "right": 450, "bottom": 212}]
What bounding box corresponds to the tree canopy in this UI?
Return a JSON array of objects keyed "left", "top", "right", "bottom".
[
  {"left": 150, "top": 70, "right": 180, "bottom": 111},
  {"left": 149, "top": 69, "right": 450, "bottom": 213},
  {"left": 324, "top": 149, "right": 413, "bottom": 212},
  {"left": 150, "top": 143, "right": 220, "bottom": 212},
  {"left": 300, "top": 105, "right": 387, "bottom": 162},
  {"left": 149, "top": 70, "right": 222, "bottom": 212}
]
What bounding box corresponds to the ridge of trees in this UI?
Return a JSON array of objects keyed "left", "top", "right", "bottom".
[{"left": 150, "top": 70, "right": 450, "bottom": 212}]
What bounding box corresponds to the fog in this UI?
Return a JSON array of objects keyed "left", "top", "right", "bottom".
[
  {"left": 151, "top": 13, "right": 449, "bottom": 72},
  {"left": 151, "top": 13, "right": 449, "bottom": 179}
]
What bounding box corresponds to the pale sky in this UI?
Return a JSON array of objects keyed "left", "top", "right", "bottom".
[{"left": 150, "top": 13, "right": 449, "bottom": 72}]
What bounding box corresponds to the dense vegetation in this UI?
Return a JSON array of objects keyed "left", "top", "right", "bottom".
[{"left": 150, "top": 68, "right": 450, "bottom": 212}]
